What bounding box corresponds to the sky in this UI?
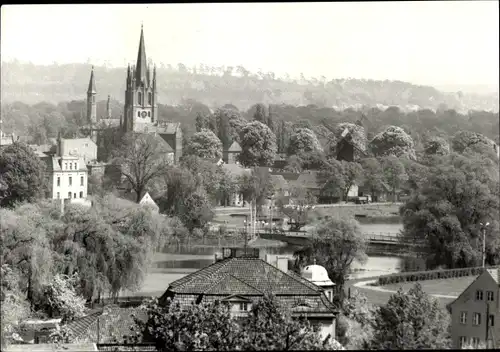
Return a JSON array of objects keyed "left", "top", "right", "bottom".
[{"left": 1, "top": 2, "right": 499, "bottom": 91}]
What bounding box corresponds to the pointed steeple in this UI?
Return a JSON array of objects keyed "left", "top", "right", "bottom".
[
  {"left": 135, "top": 24, "right": 148, "bottom": 86},
  {"left": 87, "top": 66, "right": 96, "bottom": 94}
]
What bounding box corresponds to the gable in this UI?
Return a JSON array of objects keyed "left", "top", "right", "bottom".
[
  {"left": 221, "top": 294, "right": 253, "bottom": 302},
  {"left": 449, "top": 270, "right": 497, "bottom": 308}
]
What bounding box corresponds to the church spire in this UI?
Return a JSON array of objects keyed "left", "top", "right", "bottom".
[
  {"left": 87, "top": 66, "right": 96, "bottom": 94},
  {"left": 135, "top": 24, "right": 148, "bottom": 86}
]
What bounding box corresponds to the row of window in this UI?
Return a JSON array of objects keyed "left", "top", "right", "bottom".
[
  {"left": 460, "top": 311, "right": 495, "bottom": 327},
  {"left": 476, "top": 289, "right": 494, "bottom": 301},
  {"left": 64, "top": 162, "right": 78, "bottom": 170},
  {"left": 56, "top": 191, "right": 84, "bottom": 199},
  {"left": 57, "top": 176, "right": 84, "bottom": 187},
  {"left": 137, "top": 92, "right": 153, "bottom": 105}
]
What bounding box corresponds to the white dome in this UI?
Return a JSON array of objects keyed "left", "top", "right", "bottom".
[{"left": 301, "top": 264, "right": 335, "bottom": 287}]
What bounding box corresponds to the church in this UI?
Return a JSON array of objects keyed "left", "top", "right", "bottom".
[{"left": 83, "top": 25, "right": 183, "bottom": 163}]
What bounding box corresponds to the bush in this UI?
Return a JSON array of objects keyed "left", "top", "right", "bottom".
[{"left": 376, "top": 266, "right": 495, "bottom": 286}]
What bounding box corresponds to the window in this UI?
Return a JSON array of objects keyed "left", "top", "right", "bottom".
[
  {"left": 148, "top": 92, "right": 152, "bottom": 105},
  {"left": 476, "top": 290, "right": 484, "bottom": 301},
  {"left": 460, "top": 311, "right": 467, "bottom": 324},
  {"left": 69, "top": 176, "right": 72, "bottom": 186},
  {"left": 138, "top": 92, "right": 142, "bottom": 105},
  {"left": 68, "top": 192, "right": 71, "bottom": 198},
  {"left": 65, "top": 163, "right": 68, "bottom": 170},
  {"left": 57, "top": 192, "right": 60, "bottom": 199},
  {"left": 471, "top": 337, "right": 480, "bottom": 348},
  {"left": 80, "top": 176, "right": 84, "bottom": 186},
  {"left": 137, "top": 111, "right": 141, "bottom": 117},
  {"left": 57, "top": 177, "right": 60, "bottom": 187},
  {"left": 70, "top": 163, "right": 73, "bottom": 170},
  {"left": 148, "top": 111, "right": 151, "bottom": 117},
  {"left": 84, "top": 143, "right": 88, "bottom": 147},
  {"left": 327, "top": 291, "right": 332, "bottom": 302},
  {"left": 73, "top": 193, "right": 76, "bottom": 199},
  {"left": 239, "top": 302, "right": 248, "bottom": 311},
  {"left": 489, "top": 314, "right": 495, "bottom": 327},
  {"left": 487, "top": 291, "right": 494, "bottom": 301},
  {"left": 75, "top": 163, "right": 78, "bottom": 169},
  {"left": 79, "top": 191, "right": 83, "bottom": 198},
  {"left": 459, "top": 336, "right": 467, "bottom": 348},
  {"left": 473, "top": 313, "right": 481, "bottom": 326}
]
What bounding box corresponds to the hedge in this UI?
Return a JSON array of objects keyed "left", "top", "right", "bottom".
[{"left": 376, "top": 266, "right": 498, "bottom": 286}]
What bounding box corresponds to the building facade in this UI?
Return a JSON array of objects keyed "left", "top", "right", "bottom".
[{"left": 447, "top": 268, "right": 500, "bottom": 349}]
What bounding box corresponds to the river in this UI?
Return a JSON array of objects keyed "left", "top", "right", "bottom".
[{"left": 126, "top": 222, "right": 405, "bottom": 297}]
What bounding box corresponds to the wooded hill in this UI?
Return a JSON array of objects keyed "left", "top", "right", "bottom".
[{"left": 1, "top": 61, "right": 498, "bottom": 112}]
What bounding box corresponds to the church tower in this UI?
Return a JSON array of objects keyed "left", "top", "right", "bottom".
[
  {"left": 87, "top": 66, "right": 97, "bottom": 125},
  {"left": 124, "top": 25, "right": 158, "bottom": 133}
]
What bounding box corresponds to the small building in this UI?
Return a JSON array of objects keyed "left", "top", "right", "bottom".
[
  {"left": 17, "top": 318, "right": 62, "bottom": 344},
  {"left": 222, "top": 141, "right": 242, "bottom": 164},
  {"left": 138, "top": 192, "right": 159, "bottom": 213},
  {"left": 447, "top": 268, "right": 500, "bottom": 349},
  {"left": 301, "top": 263, "right": 336, "bottom": 303},
  {"left": 159, "top": 248, "right": 339, "bottom": 341}
]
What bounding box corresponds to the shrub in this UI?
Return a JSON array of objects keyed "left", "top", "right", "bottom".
[{"left": 377, "top": 266, "right": 497, "bottom": 286}]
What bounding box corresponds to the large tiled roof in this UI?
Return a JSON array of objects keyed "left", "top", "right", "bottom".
[
  {"left": 294, "top": 171, "right": 321, "bottom": 190},
  {"left": 167, "top": 257, "right": 323, "bottom": 296},
  {"left": 156, "top": 122, "right": 180, "bottom": 135}
]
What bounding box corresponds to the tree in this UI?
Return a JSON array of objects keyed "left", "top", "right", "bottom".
[
  {"left": 359, "top": 158, "right": 385, "bottom": 200},
  {"left": 287, "top": 128, "right": 323, "bottom": 156},
  {"left": 130, "top": 297, "right": 242, "bottom": 351},
  {"left": 112, "top": 133, "right": 172, "bottom": 203},
  {"left": 381, "top": 156, "right": 407, "bottom": 202},
  {"left": 217, "top": 168, "right": 237, "bottom": 207},
  {"left": 184, "top": 129, "right": 223, "bottom": 160},
  {"left": 195, "top": 112, "right": 207, "bottom": 132},
  {"left": 239, "top": 121, "right": 277, "bottom": 167},
  {"left": 0, "top": 142, "right": 47, "bottom": 207},
  {"left": 370, "top": 283, "right": 451, "bottom": 350},
  {"left": 293, "top": 217, "right": 367, "bottom": 297},
  {"left": 238, "top": 168, "right": 274, "bottom": 216},
  {"left": 451, "top": 130, "right": 497, "bottom": 158},
  {"left": 339, "top": 161, "right": 363, "bottom": 200},
  {"left": 181, "top": 155, "right": 223, "bottom": 203},
  {"left": 36, "top": 273, "right": 86, "bottom": 323},
  {"left": 370, "top": 126, "right": 416, "bottom": 160},
  {"left": 276, "top": 186, "right": 317, "bottom": 231},
  {"left": 424, "top": 136, "right": 450, "bottom": 156},
  {"left": 319, "top": 158, "right": 347, "bottom": 201},
  {"left": 336, "top": 290, "right": 376, "bottom": 350},
  {"left": 252, "top": 103, "right": 267, "bottom": 122},
  {"left": 400, "top": 152, "right": 500, "bottom": 269}
]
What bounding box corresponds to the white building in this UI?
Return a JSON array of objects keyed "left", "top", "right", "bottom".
[{"left": 301, "top": 263, "right": 337, "bottom": 306}]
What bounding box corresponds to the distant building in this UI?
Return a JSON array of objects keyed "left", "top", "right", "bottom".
[
  {"left": 447, "top": 268, "right": 500, "bottom": 349},
  {"left": 42, "top": 137, "right": 90, "bottom": 205},
  {"left": 222, "top": 141, "right": 242, "bottom": 164},
  {"left": 159, "top": 248, "right": 339, "bottom": 341}
]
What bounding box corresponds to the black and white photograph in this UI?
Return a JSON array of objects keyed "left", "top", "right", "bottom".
[{"left": 0, "top": 2, "right": 499, "bottom": 351}]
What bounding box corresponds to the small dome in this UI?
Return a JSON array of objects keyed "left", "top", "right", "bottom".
[{"left": 301, "top": 264, "right": 334, "bottom": 286}]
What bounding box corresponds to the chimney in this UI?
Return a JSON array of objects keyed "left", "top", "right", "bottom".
[{"left": 265, "top": 254, "right": 288, "bottom": 273}]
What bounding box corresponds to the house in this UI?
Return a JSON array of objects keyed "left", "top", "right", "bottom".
[
  {"left": 447, "top": 268, "right": 500, "bottom": 349},
  {"left": 159, "top": 248, "right": 339, "bottom": 341},
  {"left": 222, "top": 141, "right": 242, "bottom": 164},
  {"left": 56, "top": 137, "right": 98, "bottom": 164},
  {"left": 138, "top": 192, "right": 159, "bottom": 212},
  {"left": 42, "top": 140, "right": 90, "bottom": 206},
  {"left": 16, "top": 318, "right": 62, "bottom": 344},
  {"left": 220, "top": 163, "right": 251, "bottom": 207}
]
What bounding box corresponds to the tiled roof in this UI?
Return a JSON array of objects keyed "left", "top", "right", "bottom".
[
  {"left": 167, "top": 257, "right": 324, "bottom": 296},
  {"left": 270, "top": 172, "right": 301, "bottom": 182},
  {"left": 154, "top": 134, "right": 174, "bottom": 152},
  {"left": 294, "top": 171, "right": 321, "bottom": 189},
  {"left": 156, "top": 122, "right": 180, "bottom": 135},
  {"left": 226, "top": 141, "right": 242, "bottom": 152},
  {"left": 65, "top": 310, "right": 102, "bottom": 339}
]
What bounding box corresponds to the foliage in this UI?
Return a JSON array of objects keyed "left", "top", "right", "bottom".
[
  {"left": 400, "top": 152, "right": 500, "bottom": 269},
  {"left": 181, "top": 155, "right": 224, "bottom": 203},
  {"left": 451, "top": 130, "right": 497, "bottom": 155},
  {"left": 217, "top": 167, "right": 238, "bottom": 206},
  {"left": 381, "top": 156, "right": 408, "bottom": 200},
  {"left": 376, "top": 266, "right": 486, "bottom": 286},
  {"left": 0, "top": 142, "right": 47, "bottom": 207},
  {"left": 287, "top": 128, "right": 323, "bottom": 155},
  {"left": 370, "top": 283, "right": 451, "bottom": 350},
  {"left": 1, "top": 265, "right": 32, "bottom": 347},
  {"left": 424, "top": 136, "right": 450, "bottom": 156},
  {"left": 252, "top": 103, "right": 267, "bottom": 123},
  {"left": 370, "top": 126, "right": 416, "bottom": 160},
  {"left": 319, "top": 158, "right": 347, "bottom": 200},
  {"left": 339, "top": 161, "right": 363, "bottom": 200},
  {"left": 238, "top": 168, "right": 274, "bottom": 214},
  {"left": 238, "top": 121, "right": 278, "bottom": 167},
  {"left": 277, "top": 186, "right": 317, "bottom": 231},
  {"left": 294, "top": 217, "right": 367, "bottom": 295},
  {"left": 359, "top": 157, "right": 385, "bottom": 198},
  {"left": 37, "top": 273, "right": 86, "bottom": 322},
  {"left": 336, "top": 290, "right": 376, "bottom": 350},
  {"left": 112, "top": 133, "right": 173, "bottom": 203},
  {"left": 184, "top": 128, "right": 223, "bottom": 160}
]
